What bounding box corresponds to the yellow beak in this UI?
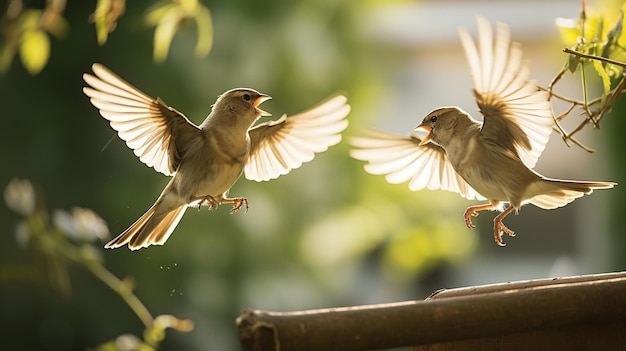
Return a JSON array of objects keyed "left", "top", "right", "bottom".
[
  {"left": 253, "top": 95, "right": 272, "bottom": 116},
  {"left": 414, "top": 125, "right": 432, "bottom": 145}
]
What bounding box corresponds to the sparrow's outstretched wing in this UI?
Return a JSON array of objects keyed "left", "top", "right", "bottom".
[
  {"left": 459, "top": 17, "right": 553, "bottom": 168},
  {"left": 83, "top": 63, "right": 201, "bottom": 176},
  {"left": 245, "top": 95, "right": 350, "bottom": 181},
  {"left": 350, "top": 130, "right": 485, "bottom": 201}
]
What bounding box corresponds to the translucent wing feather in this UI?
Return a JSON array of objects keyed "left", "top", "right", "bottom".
[
  {"left": 83, "top": 63, "right": 200, "bottom": 175},
  {"left": 245, "top": 95, "right": 350, "bottom": 181},
  {"left": 350, "top": 130, "right": 485, "bottom": 201},
  {"left": 459, "top": 17, "right": 553, "bottom": 168}
]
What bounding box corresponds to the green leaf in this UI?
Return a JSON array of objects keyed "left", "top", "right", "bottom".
[
  {"left": 94, "top": 0, "right": 112, "bottom": 45},
  {"left": 153, "top": 7, "right": 182, "bottom": 62},
  {"left": 592, "top": 58, "right": 611, "bottom": 105},
  {"left": 145, "top": 2, "right": 175, "bottom": 26},
  {"left": 19, "top": 29, "right": 50, "bottom": 75},
  {"left": 567, "top": 53, "right": 581, "bottom": 73},
  {"left": 194, "top": 6, "right": 213, "bottom": 58},
  {"left": 20, "top": 10, "right": 42, "bottom": 30},
  {"left": 602, "top": 8, "right": 623, "bottom": 58}
]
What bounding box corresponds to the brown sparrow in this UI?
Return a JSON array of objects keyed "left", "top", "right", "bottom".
[
  {"left": 350, "top": 18, "right": 615, "bottom": 246},
  {"left": 83, "top": 63, "right": 350, "bottom": 250}
]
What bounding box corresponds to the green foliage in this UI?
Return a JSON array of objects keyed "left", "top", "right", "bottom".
[
  {"left": 0, "top": 0, "right": 213, "bottom": 74},
  {"left": 4, "top": 179, "right": 193, "bottom": 350},
  {"left": 550, "top": 1, "right": 626, "bottom": 150},
  {"left": 145, "top": 0, "right": 213, "bottom": 62},
  {"left": 0, "top": 2, "right": 69, "bottom": 75},
  {"left": 91, "top": 0, "right": 126, "bottom": 45}
]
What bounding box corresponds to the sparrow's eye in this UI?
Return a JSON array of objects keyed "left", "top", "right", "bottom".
[
  {"left": 430, "top": 115, "right": 438, "bottom": 123},
  {"left": 242, "top": 93, "right": 251, "bottom": 101}
]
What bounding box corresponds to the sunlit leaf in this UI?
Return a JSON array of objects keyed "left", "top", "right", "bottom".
[
  {"left": 19, "top": 29, "right": 49, "bottom": 75},
  {"left": 194, "top": 6, "right": 213, "bottom": 57},
  {"left": 20, "top": 9, "right": 41, "bottom": 30},
  {"left": 620, "top": 3, "right": 626, "bottom": 45},
  {"left": 153, "top": 7, "right": 182, "bottom": 62},
  {"left": 555, "top": 14, "right": 605, "bottom": 47},
  {"left": 602, "top": 8, "right": 623, "bottom": 58},
  {"left": 94, "top": 0, "right": 112, "bottom": 45},
  {"left": 585, "top": 15, "right": 604, "bottom": 41},
  {"left": 179, "top": 0, "right": 199, "bottom": 14},
  {"left": 145, "top": 2, "right": 175, "bottom": 26},
  {"left": 145, "top": 0, "right": 213, "bottom": 62},
  {"left": 610, "top": 47, "right": 626, "bottom": 66},
  {"left": 592, "top": 58, "right": 611, "bottom": 104},
  {"left": 91, "top": 0, "right": 125, "bottom": 45}
]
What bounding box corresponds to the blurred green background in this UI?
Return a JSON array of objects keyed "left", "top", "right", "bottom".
[{"left": 1, "top": 0, "right": 624, "bottom": 350}]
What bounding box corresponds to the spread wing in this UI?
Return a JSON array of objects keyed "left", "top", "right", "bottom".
[
  {"left": 245, "top": 95, "right": 350, "bottom": 182},
  {"left": 460, "top": 17, "right": 553, "bottom": 168},
  {"left": 83, "top": 63, "right": 201, "bottom": 176},
  {"left": 350, "top": 130, "right": 486, "bottom": 201}
]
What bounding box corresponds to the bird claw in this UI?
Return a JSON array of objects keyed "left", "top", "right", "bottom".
[
  {"left": 222, "top": 197, "right": 249, "bottom": 214},
  {"left": 464, "top": 209, "right": 479, "bottom": 229},
  {"left": 192, "top": 194, "right": 219, "bottom": 211},
  {"left": 493, "top": 219, "right": 515, "bottom": 247},
  {"left": 463, "top": 204, "right": 516, "bottom": 246},
  {"left": 191, "top": 195, "right": 248, "bottom": 214},
  {"left": 463, "top": 204, "right": 494, "bottom": 229}
]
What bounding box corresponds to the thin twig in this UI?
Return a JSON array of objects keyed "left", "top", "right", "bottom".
[
  {"left": 563, "top": 47, "right": 626, "bottom": 68},
  {"left": 62, "top": 242, "right": 154, "bottom": 328},
  {"left": 87, "top": 261, "right": 154, "bottom": 328}
]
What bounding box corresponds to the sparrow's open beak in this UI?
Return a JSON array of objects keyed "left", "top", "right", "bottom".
[
  {"left": 253, "top": 94, "right": 272, "bottom": 116},
  {"left": 414, "top": 125, "right": 432, "bottom": 145}
]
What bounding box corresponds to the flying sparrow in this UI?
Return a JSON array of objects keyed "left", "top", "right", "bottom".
[
  {"left": 83, "top": 63, "right": 350, "bottom": 250},
  {"left": 350, "top": 18, "right": 615, "bottom": 246}
]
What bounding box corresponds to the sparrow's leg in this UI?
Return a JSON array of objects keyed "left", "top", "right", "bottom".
[
  {"left": 220, "top": 197, "right": 249, "bottom": 214},
  {"left": 493, "top": 206, "right": 515, "bottom": 246},
  {"left": 463, "top": 203, "right": 495, "bottom": 228},
  {"left": 191, "top": 194, "right": 219, "bottom": 210}
]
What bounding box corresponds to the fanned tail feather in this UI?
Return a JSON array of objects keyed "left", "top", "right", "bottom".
[
  {"left": 105, "top": 204, "right": 186, "bottom": 250},
  {"left": 529, "top": 180, "right": 615, "bottom": 210}
]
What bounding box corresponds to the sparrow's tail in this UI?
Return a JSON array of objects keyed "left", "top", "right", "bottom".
[
  {"left": 528, "top": 179, "right": 616, "bottom": 210},
  {"left": 104, "top": 202, "right": 187, "bottom": 250}
]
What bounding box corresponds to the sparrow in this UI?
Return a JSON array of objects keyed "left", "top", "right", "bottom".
[
  {"left": 350, "top": 17, "right": 615, "bottom": 246},
  {"left": 83, "top": 63, "right": 350, "bottom": 250}
]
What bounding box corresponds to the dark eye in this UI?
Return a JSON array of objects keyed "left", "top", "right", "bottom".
[
  {"left": 242, "top": 93, "right": 251, "bottom": 101},
  {"left": 430, "top": 115, "right": 438, "bottom": 123}
]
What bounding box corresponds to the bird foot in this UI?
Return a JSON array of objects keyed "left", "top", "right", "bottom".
[
  {"left": 193, "top": 194, "right": 219, "bottom": 210},
  {"left": 221, "top": 197, "right": 249, "bottom": 214},
  {"left": 463, "top": 204, "right": 494, "bottom": 229},
  {"left": 493, "top": 215, "right": 515, "bottom": 247},
  {"left": 464, "top": 209, "right": 479, "bottom": 228},
  {"left": 464, "top": 204, "right": 517, "bottom": 246}
]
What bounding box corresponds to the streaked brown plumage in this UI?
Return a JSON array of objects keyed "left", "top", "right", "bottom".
[
  {"left": 84, "top": 63, "right": 350, "bottom": 250},
  {"left": 350, "top": 18, "right": 615, "bottom": 246}
]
